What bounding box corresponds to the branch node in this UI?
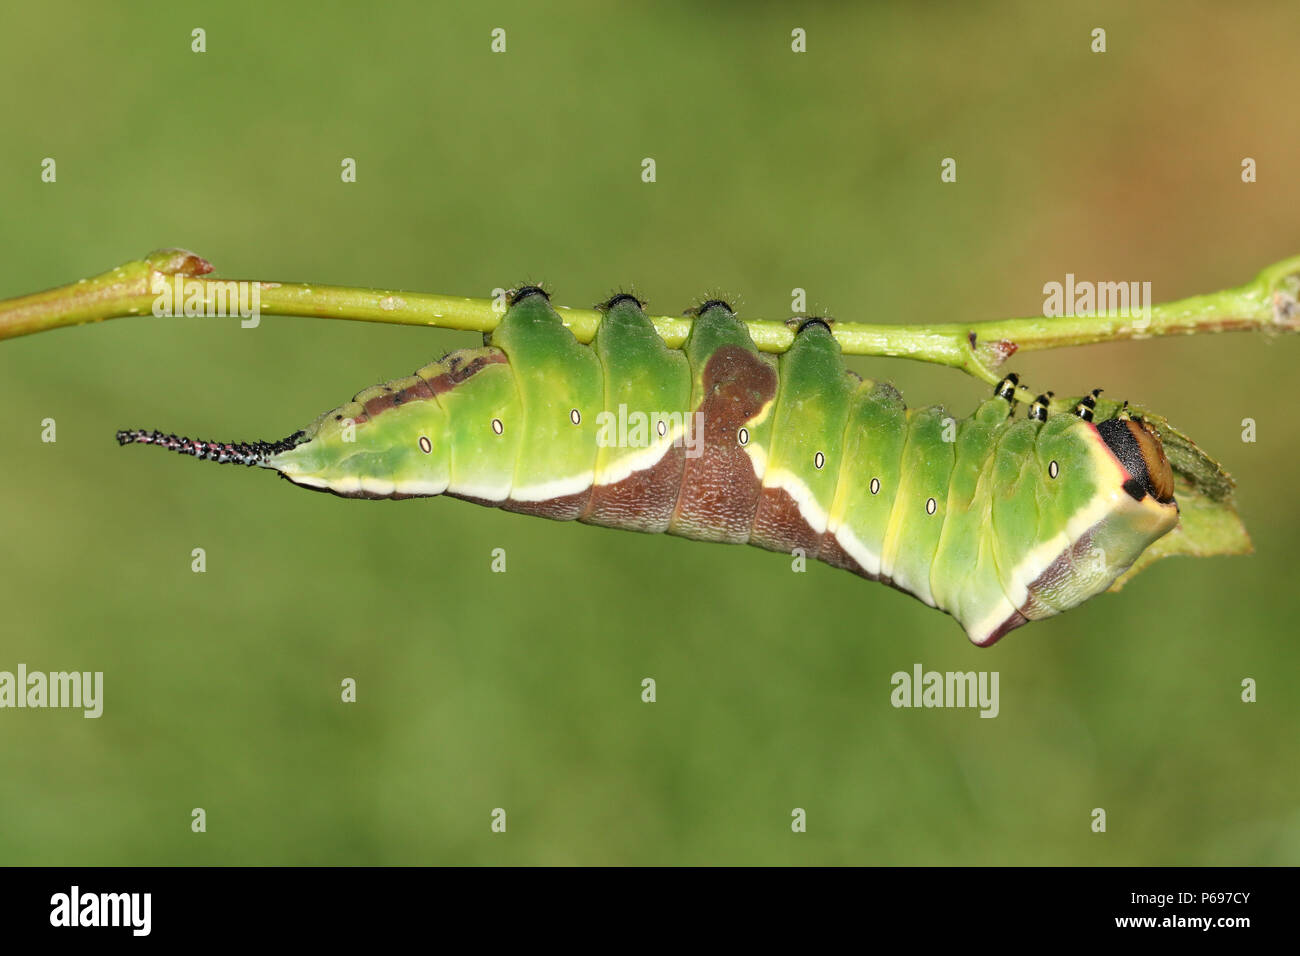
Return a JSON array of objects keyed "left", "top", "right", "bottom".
[{"left": 146, "top": 248, "right": 214, "bottom": 278}]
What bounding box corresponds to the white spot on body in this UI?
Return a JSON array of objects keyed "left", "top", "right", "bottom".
[{"left": 491, "top": 418, "right": 504, "bottom": 435}]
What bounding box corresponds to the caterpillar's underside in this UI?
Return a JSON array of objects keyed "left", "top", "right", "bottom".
[{"left": 118, "top": 290, "right": 1179, "bottom": 645}]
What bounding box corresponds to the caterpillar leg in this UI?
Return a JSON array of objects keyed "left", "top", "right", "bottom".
[
  {"left": 993, "top": 372, "right": 1042, "bottom": 415},
  {"left": 1027, "top": 391, "right": 1054, "bottom": 422},
  {"left": 993, "top": 373, "right": 1019, "bottom": 403},
  {"left": 1072, "top": 388, "right": 1103, "bottom": 421}
]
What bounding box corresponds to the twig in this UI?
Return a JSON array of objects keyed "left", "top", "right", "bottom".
[{"left": 2, "top": 249, "right": 1297, "bottom": 391}]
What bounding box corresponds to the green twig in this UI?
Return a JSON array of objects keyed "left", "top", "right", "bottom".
[{"left": 2, "top": 249, "right": 1297, "bottom": 391}]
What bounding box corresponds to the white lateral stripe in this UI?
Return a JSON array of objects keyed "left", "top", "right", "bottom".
[
  {"left": 965, "top": 490, "right": 1121, "bottom": 644},
  {"left": 593, "top": 427, "right": 681, "bottom": 486},
  {"left": 827, "top": 524, "right": 882, "bottom": 578},
  {"left": 283, "top": 469, "right": 450, "bottom": 498},
  {"left": 760, "top": 467, "right": 830, "bottom": 534},
  {"left": 965, "top": 434, "right": 1137, "bottom": 643},
  {"left": 507, "top": 471, "right": 594, "bottom": 502},
  {"left": 450, "top": 481, "right": 510, "bottom": 502}
]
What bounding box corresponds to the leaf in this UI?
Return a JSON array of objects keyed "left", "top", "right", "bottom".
[{"left": 1108, "top": 479, "right": 1252, "bottom": 590}]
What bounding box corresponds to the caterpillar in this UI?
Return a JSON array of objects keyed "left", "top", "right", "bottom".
[{"left": 117, "top": 289, "right": 1179, "bottom": 646}]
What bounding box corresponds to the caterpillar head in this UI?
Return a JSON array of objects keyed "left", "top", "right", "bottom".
[{"left": 1096, "top": 415, "right": 1176, "bottom": 505}]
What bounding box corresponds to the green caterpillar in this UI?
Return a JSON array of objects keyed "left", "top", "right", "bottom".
[{"left": 117, "top": 289, "right": 1179, "bottom": 645}]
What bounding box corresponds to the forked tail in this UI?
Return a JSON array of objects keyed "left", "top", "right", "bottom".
[{"left": 115, "top": 428, "right": 307, "bottom": 466}]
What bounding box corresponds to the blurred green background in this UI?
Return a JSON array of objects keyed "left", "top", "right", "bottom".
[{"left": 1, "top": 0, "right": 1297, "bottom": 865}]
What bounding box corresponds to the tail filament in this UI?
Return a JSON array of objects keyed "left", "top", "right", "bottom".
[{"left": 115, "top": 428, "right": 306, "bottom": 466}]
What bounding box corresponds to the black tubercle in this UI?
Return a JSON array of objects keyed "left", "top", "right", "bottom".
[
  {"left": 509, "top": 285, "right": 551, "bottom": 306},
  {"left": 693, "top": 299, "right": 734, "bottom": 316},
  {"left": 1096, "top": 417, "right": 1154, "bottom": 502},
  {"left": 792, "top": 317, "right": 834, "bottom": 335},
  {"left": 115, "top": 428, "right": 308, "bottom": 466},
  {"left": 1028, "top": 391, "right": 1053, "bottom": 422},
  {"left": 599, "top": 292, "right": 645, "bottom": 311}
]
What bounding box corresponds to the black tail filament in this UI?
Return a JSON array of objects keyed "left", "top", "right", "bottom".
[{"left": 115, "top": 429, "right": 307, "bottom": 466}]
